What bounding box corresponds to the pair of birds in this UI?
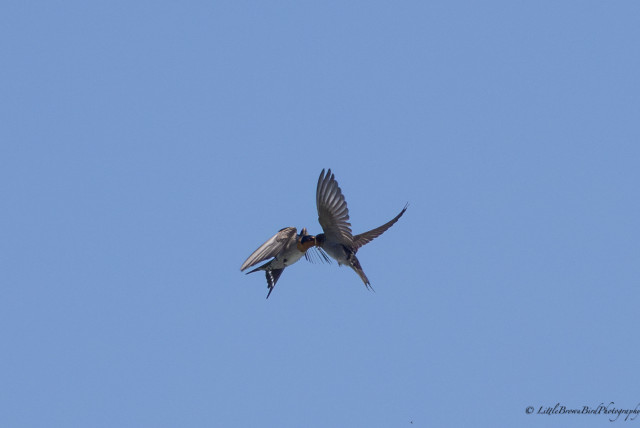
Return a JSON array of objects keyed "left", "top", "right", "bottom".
[{"left": 240, "top": 169, "right": 407, "bottom": 298}]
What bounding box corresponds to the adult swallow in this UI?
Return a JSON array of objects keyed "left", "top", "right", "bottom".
[
  {"left": 240, "top": 227, "right": 329, "bottom": 298},
  {"left": 315, "top": 168, "right": 407, "bottom": 290}
]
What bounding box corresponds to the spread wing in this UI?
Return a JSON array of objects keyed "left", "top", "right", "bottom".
[
  {"left": 353, "top": 204, "right": 408, "bottom": 250},
  {"left": 316, "top": 169, "right": 353, "bottom": 246},
  {"left": 240, "top": 227, "right": 297, "bottom": 271}
]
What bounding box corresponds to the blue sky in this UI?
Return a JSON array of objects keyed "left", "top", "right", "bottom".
[{"left": 2, "top": 1, "right": 639, "bottom": 427}]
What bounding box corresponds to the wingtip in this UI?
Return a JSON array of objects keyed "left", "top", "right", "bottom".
[{"left": 320, "top": 168, "right": 334, "bottom": 183}]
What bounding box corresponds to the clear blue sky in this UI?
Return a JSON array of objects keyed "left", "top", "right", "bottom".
[{"left": 2, "top": 1, "right": 639, "bottom": 427}]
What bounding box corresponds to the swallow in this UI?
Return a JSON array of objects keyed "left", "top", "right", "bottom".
[
  {"left": 240, "top": 227, "right": 329, "bottom": 298},
  {"left": 315, "top": 168, "right": 407, "bottom": 290}
]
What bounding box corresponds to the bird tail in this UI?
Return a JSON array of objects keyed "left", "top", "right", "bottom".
[
  {"left": 348, "top": 254, "right": 373, "bottom": 291},
  {"left": 265, "top": 268, "right": 284, "bottom": 299}
]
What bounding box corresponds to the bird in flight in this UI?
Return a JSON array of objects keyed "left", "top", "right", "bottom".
[
  {"left": 314, "top": 168, "right": 407, "bottom": 290},
  {"left": 240, "top": 227, "right": 329, "bottom": 298}
]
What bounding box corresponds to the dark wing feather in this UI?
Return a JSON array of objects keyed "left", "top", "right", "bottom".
[
  {"left": 353, "top": 204, "right": 408, "bottom": 250},
  {"left": 240, "top": 227, "right": 297, "bottom": 271},
  {"left": 316, "top": 169, "right": 353, "bottom": 245}
]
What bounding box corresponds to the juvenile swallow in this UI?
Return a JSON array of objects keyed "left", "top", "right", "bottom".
[
  {"left": 240, "top": 227, "right": 329, "bottom": 298},
  {"left": 315, "top": 168, "right": 407, "bottom": 290}
]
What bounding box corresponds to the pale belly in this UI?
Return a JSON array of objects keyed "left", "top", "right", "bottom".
[{"left": 272, "top": 244, "right": 305, "bottom": 268}]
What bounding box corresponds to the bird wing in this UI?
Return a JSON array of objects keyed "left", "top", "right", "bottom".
[
  {"left": 240, "top": 227, "right": 297, "bottom": 271},
  {"left": 353, "top": 204, "right": 408, "bottom": 250},
  {"left": 316, "top": 169, "right": 353, "bottom": 246}
]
